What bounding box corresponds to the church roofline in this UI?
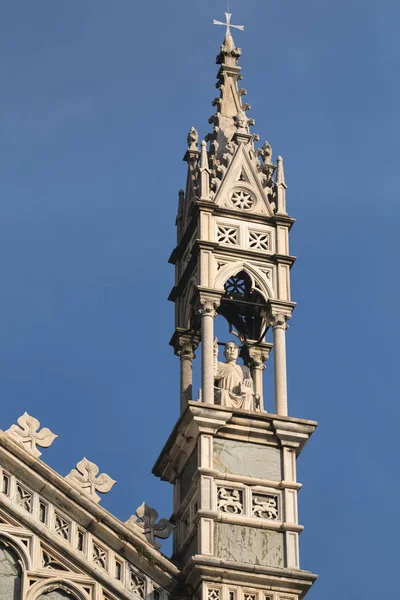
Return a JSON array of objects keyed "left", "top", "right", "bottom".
[{"left": 0, "top": 430, "right": 179, "bottom": 585}]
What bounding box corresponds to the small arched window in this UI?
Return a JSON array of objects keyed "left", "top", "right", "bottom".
[
  {"left": 219, "top": 270, "right": 266, "bottom": 341},
  {"left": 0, "top": 540, "right": 22, "bottom": 600},
  {"left": 38, "top": 589, "right": 76, "bottom": 600}
]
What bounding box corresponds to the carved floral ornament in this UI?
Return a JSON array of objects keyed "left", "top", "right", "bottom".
[
  {"left": 6, "top": 412, "right": 57, "bottom": 458},
  {"left": 126, "top": 501, "right": 175, "bottom": 550},
  {"left": 230, "top": 189, "right": 255, "bottom": 210},
  {"left": 198, "top": 297, "right": 221, "bottom": 319},
  {"left": 65, "top": 458, "right": 116, "bottom": 503},
  {"left": 269, "top": 313, "right": 290, "bottom": 331}
]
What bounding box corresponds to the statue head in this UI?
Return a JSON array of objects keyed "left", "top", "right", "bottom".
[
  {"left": 224, "top": 341, "right": 239, "bottom": 363},
  {"left": 234, "top": 110, "right": 249, "bottom": 132}
]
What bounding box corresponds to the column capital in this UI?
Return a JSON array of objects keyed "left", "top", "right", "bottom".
[
  {"left": 170, "top": 329, "right": 200, "bottom": 357},
  {"left": 243, "top": 343, "right": 273, "bottom": 370},
  {"left": 196, "top": 290, "right": 221, "bottom": 319},
  {"left": 266, "top": 300, "right": 295, "bottom": 330},
  {"left": 270, "top": 313, "right": 290, "bottom": 331},
  {"left": 174, "top": 332, "right": 200, "bottom": 360}
]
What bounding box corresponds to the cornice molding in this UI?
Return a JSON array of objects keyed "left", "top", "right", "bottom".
[{"left": 153, "top": 403, "right": 317, "bottom": 483}]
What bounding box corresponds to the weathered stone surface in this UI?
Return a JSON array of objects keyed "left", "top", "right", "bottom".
[
  {"left": 214, "top": 438, "right": 282, "bottom": 481},
  {"left": 180, "top": 450, "right": 198, "bottom": 500},
  {"left": 0, "top": 543, "right": 21, "bottom": 600},
  {"left": 179, "top": 534, "right": 198, "bottom": 569},
  {"left": 214, "top": 523, "right": 284, "bottom": 568},
  {"left": 38, "top": 590, "right": 75, "bottom": 600}
]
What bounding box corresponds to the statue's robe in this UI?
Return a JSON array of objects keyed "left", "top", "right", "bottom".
[{"left": 214, "top": 362, "right": 254, "bottom": 410}]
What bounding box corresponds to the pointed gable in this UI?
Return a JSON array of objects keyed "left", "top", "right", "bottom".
[{"left": 212, "top": 142, "right": 275, "bottom": 217}]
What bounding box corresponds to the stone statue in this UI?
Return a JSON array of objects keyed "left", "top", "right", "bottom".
[{"left": 214, "top": 340, "right": 254, "bottom": 410}]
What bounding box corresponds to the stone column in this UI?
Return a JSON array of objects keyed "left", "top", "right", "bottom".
[
  {"left": 174, "top": 334, "right": 200, "bottom": 414},
  {"left": 247, "top": 345, "right": 272, "bottom": 412},
  {"left": 271, "top": 313, "right": 289, "bottom": 416},
  {"left": 199, "top": 299, "right": 219, "bottom": 405},
  {"left": 266, "top": 301, "right": 295, "bottom": 416}
]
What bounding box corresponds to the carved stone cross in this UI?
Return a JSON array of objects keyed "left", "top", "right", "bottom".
[
  {"left": 213, "top": 12, "right": 244, "bottom": 36},
  {"left": 126, "top": 502, "right": 175, "bottom": 550},
  {"left": 6, "top": 412, "right": 57, "bottom": 458},
  {"left": 65, "top": 458, "right": 116, "bottom": 503}
]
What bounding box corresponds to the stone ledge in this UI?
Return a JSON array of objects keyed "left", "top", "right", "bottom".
[
  {"left": 182, "top": 556, "right": 318, "bottom": 598},
  {"left": 197, "top": 510, "right": 304, "bottom": 533},
  {"left": 153, "top": 403, "right": 317, "bottom": 483}
]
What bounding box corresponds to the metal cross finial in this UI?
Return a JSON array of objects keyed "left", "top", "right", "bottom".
[{"left": 213, "top": 12, "right": 244, "bottom": 36}]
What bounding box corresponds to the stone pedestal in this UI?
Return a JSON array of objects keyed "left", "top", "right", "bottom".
[{"left": 153, "top": 403, "right": 318, "bottom": 600}]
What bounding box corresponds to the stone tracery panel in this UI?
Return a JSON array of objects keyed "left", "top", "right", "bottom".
[
  {"left": 248, "top": 231, "right": 269, "bottom": 251},
  {"left": 217, "top": 226, "right": 238, "bottom": 245}
]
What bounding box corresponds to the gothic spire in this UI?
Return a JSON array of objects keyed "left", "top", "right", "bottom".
[{"left": 207, "top": 18, "right": 255, "bottom": 168}]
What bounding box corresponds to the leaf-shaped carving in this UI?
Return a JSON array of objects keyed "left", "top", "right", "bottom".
[
  {"left": 65, "top": 457, "right": 116, "bottom": 503},
  {"left": 126, "top": 501, "right": 175, "bottom": 550},
  {"left": 6, "top": 412, "right": 58, "bottom": 458}
]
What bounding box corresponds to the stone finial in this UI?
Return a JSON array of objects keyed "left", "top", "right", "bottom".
[
  {"left": 6, "top": 412, "right": 57, "bottom": 458},
  {"left": 257, "top": 141, "right": 273, "bottom": 165},
  {"left": 126, "top": 502, "right": 175, "bottom": 550},
  {"left": 187, "top": 127, "right": 199, "bottom": 151},
  {"left": 276, "top": 155, "right": 286, "bottom": 185},
  {"left": 65, "top": 458, "right": 116, "bottom": 503},
  {"left": 200, "top": 140, "right": 209, "bottom": 170},
  {"left": 257, "top": 141, "right": 276, "bottom": 190},
  {"left": 216, "top": 32, "right": 242, "bottom": 65}
]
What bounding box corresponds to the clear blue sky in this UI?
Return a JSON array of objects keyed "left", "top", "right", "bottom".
[{"left": 0, "top": 1, "right": 399, "bottom": 598}]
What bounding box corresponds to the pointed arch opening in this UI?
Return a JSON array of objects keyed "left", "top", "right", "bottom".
[{"left": 217, "top": 269, "right": 268, "bottom": 342}]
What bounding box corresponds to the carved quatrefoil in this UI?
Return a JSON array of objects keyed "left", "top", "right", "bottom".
[{"left": 230, "top": 189, "right": 254, "bottom": 210}]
